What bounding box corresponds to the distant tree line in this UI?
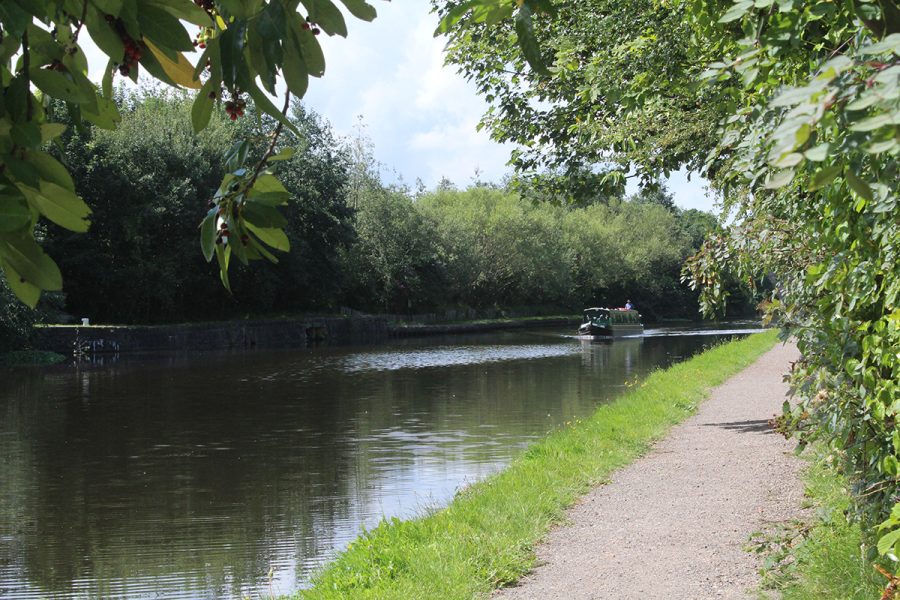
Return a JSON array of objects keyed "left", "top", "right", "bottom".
[{"left": 0, "top": 91, "right": 755, "bottom": 350}]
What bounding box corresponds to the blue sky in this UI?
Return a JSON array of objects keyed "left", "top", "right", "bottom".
[{"left": 81, "top": 2, "right": 716, "bottom": 212}]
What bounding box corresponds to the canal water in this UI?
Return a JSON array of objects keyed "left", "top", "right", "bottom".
[{"left": 0, "top": 324, "right": 763, "bottom": 599}]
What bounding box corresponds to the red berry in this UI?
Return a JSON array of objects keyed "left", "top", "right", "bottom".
[{"left": 230, "top": 112, "right": 238, "bottom": 120}]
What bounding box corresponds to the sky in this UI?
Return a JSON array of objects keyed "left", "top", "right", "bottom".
[{"left": 80, "top": 1, "right": 716, "bottom": 212}]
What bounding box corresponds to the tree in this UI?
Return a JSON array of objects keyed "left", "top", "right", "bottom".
[
  {"left": 0, "top": 0, "right": 377, "bottom": 308},
  {"left": 44, "top": 89, "right": 355, "bottom": 323},
  {"left": 438, "top": 0, "right": 900, "bottom": 577},
  {"left": 435, "top": 0, "right": 729, "bottom": 198}
]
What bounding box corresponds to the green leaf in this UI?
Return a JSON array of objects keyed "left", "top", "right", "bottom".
[
  {"left": 294, "top": 20, "right": 326, "bottom": 77},
  {"left": 803, "top": 143, "right": 830, "bottom": 162},
  {"left": 435, "top": 0, "right": 480, "bottom": 35},
  {"left": 267, "top": 147, "right": 295, "bottom": 162},
  {"left": 192, "top": 77, "right": 218, "bottom": 134},
  {"left": 878, "top": 528, "right": 900, "bottom": 557},
  {"left": 219, "top": 22, "right": 247, "bottom": 89},
  {"left": 764, "top": 169, "right": 794, "bottom": 189},
  {"left": 859, "top": 33, "right": 900, "bottom": 55},
  {"left": 845, "top": 170, "right": 874, "bottom": 201},
  {"left": 81, "top": 96, "right": 122, "bottom": 130},
  {"left": 718, "top": 1, "right": 753, "bottom": 23},
  {"left": 252, "top": 173, "right": 289, "bottom": 195},
  {"left": 39, "top": 123, "right": 67, "bottom": 143},
  {"left": 0, "top": 233, "right": 63, "bottom": 291},
  {"left": 282, "top": 37, "right": 310, "bottom": 98},
  {"left": 849, "top": 113, "right": 892, "bottom": 132},
  {"left": 866, "top": 139, "right": 898, "bottom": 154},
  {"left": 302, "top": 0, "right": 348, "bottom": 37},
  {"left": 21, "top": 181, "right": 92, "bottom": 232},
  {"left": 85, "top": 6, "right": 126, "bottom": 60},
  {"left": 28, "top": 151, "right": 75, "bottom": 192},
  {"left": 514, "top": 4, "right": 549, "bottom": 76},
  {"left": 246, "top": 191, "right": 290, "bottom": 206},
  {"left": 243, "top": 79, "right": 300, "bottom": 136},
  {"left": 810, "top": 165, "right": 841, "bottom": 190},
  {"left": 884, "top": 455, "right": 900, "bottom": 477},
  {"left": 145, "top": 0, "right": 213, "bottom": 26},
  {"left": 242, "top": 202, "right": 287, "bottom": 228},
  {"left": 200, "top": 210, "right": 217, "bottom": 262},
  {"left": 138, "top": 3, "right": 195, "bottom": 52},
  {"left": 773, "top": 152, "right": 803, "bottom": 168},
  {"left": 246, "top": 234, "right": 279, "bottom": 263},
  {"left": 339, "top": 0, "right": 377, "bottom": 21},
  {"left": 215, "top": 242, "right": 231, "bottom": 292},
  {"left": 0, "top": 258, "right": 41, "bottom": 308},
  {"left": 0, "top": 190, "right": 31, "bottom": 232},
  {"left": 29, "top": 68, "right": 90, "bottom": 104},
  {"left": 245, "top": 222, "right": 290, "bottom": 252}
]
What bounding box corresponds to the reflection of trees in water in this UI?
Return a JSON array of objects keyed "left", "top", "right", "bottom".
[{"left": 0, "top": 332, "right": 724, "bottom": 598}]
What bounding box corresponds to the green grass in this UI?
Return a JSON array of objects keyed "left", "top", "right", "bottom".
[
  {"left": 758, "top": 451, "right": 885, "bottom": 600},
  {"left": 0, "top": 350, "right": 66, "bottom": 367},
  {"left": 292, "top": 330, "right": 779, "bottom": 599}
]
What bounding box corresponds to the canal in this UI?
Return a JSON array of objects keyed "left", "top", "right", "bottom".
[{"left": 0, "top": 324, "right": 762, "bottom": 599}]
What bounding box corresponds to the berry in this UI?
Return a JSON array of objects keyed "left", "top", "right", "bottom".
[{"left": 312, "top": 27, "right": 320, "bottom": 35}]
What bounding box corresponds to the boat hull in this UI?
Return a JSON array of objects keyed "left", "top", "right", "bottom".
[{"left": 577, "top": 323, "right": 643, "bottom": 337}]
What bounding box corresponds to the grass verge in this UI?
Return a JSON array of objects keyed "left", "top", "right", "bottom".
[
  {"left": 293, "top": 330, "right": 779, "bottom": 599},
  {"left": 756, "top": 450, "right": 885, "bottom": 599}
]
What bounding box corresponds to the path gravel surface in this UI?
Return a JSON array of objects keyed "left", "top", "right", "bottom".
[{"left": 496, "top": 342, "right": 804, "bottom": 600}]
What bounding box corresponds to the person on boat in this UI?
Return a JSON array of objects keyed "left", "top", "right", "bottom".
[{"left": 625, "top": 299, "right": 634, "bottom": 310}]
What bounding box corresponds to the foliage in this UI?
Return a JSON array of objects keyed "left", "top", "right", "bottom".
[
  {"left": 0, "top": 349, "right": 65, "bottom": 366},
  {"left": 23, "top": 89, "right": 728, "bottom": 327},
  {"left": 415, "top": 187, "right": 725, "bottom": 318},
  {"left": 440, "top": 0, "right": 900, "bottom": 579},
  {"left": 297, "top": 332, "right": 778, "bottom": 598},
  {"left": 758, "top": 450, "right": 885, "bottom": 600},
  {"left": 0, "top": 275, "right": 40, "bottom": 350},
  {"left": 436, "top": 0, "right": 728, "bottom": 201},
  {"left": 44, "top": 90, "right": 355, "bottom": 323},
  {"left": 0, "top": 0, "right": 377, "bottom": 308},
  {"left": 679, "top": 2, "right": 900, "bottom": 573},
  {"left": 342, "top": 186, "right": 444, "bottom": 313}
]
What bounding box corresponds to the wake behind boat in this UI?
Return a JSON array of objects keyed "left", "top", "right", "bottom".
[{"left": 577, "top": 307, "right": 644, "bottom": 337}]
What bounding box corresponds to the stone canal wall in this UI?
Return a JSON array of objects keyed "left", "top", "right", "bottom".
[
  {"left": 34, "top": 316, "right": 389, "bottom": 355},
  {"left": 34, "top": 315, "right": 582, "bottom": 355}
]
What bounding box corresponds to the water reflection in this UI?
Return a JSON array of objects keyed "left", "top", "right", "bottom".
[{"left": 0, "top": 326, "right": 756, "bottom": 599}]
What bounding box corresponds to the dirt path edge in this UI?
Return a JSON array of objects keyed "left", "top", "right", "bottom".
[{"left": 495, "top": 342, "right": 804, "bottom": 600}]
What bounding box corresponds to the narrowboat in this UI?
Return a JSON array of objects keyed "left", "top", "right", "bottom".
[{"left": 577, "top": 307, "right": 643, "bottom": 337}]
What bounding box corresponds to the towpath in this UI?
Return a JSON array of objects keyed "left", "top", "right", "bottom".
[{"left": 496, "top": 342, "right": 804, "bottom": 599}]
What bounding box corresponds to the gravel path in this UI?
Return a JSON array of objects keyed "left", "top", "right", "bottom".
[{"left": 496, "top": 342, "right": 804, "bottom": 600}]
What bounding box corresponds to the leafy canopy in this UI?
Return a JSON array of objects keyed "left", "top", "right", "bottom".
[{"left": 0, "top": 0, "right": 376, "bottom": 307}]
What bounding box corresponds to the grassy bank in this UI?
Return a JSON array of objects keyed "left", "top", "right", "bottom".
[
  {"left": 757, "top": 451, "right": 884, "bottom": 599},
  {"left": 293, "top": 330, "right": 779, "bottom": 599}
]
